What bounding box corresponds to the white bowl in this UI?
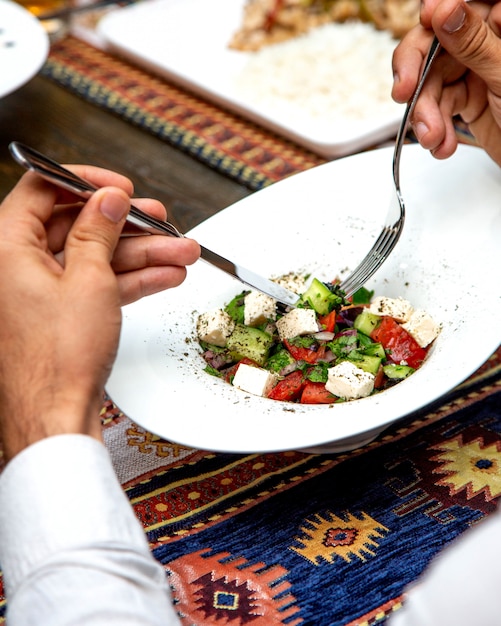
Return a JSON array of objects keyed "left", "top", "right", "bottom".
[{"left": 106, "top": 144, "right": 501, "bottom": 453}]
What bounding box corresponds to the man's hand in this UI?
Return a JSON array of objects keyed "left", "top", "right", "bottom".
[
  {"left": 0, "top": 169, "right": 200, "bottom": 460},
  {"left": 392, "top": 0, "right": 501, "bottom": 165}
]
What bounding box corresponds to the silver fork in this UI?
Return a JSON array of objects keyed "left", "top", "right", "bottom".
[{"left": 339, "top": 36, "right": 442, "bottom": 298}]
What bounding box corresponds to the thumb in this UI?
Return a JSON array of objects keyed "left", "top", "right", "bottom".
[
  {"left": 434, "top": 0, "right": 501, "bottom": 88},
  {"left": 64, "top": 187, "right": 130, "bottom": 269}
]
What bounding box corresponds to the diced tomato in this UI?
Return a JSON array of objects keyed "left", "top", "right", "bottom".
[
  {"left": 284, "top": 340, "right": 326, "bottom": 364},
  {"left": 318, "top": 310, "right": 337, "bottom": 333},
  {"left": 300, "top": 382, "right": 337, "bottom": 404},
  {"left": 223, "top": 357, "right": 260, "bottom": 383},
  {"left": 268, "top": 370, "right": 305, "bottom": 402},
  {"left": 373, "top": 364, "right": 386, "bottom": 389},
  {"left": 371, "top": 316, "right": 427, "bottom": 369},
  {"left": 223, "top": 363, "right": 238, "bottom": 383}
]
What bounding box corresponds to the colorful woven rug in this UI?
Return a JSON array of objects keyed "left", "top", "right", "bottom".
[
  {"left": 0, "top": 346, "right": 499, "bottom": 624},
  {"left": 41, "top": 36, "right": 476, "bottom": 191}
]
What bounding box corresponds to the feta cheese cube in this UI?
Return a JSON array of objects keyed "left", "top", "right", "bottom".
[
  {"left": 232, "top": 363, "right": 278, "bottom": 397},
  {"left": 369, "top": 296, "right": 414, "bottom": 322},
  {"left": 325, "top": 361, "right": 375, "bottom": 400},
  {"left": 196, "top": 309, "right": 235, "bottom": 347},
  {"left": 402, "top": 310, "right": 440, "bottom": 348},
  {"left": 276, "top": 308, "right": 318, "bottom": 340},
  {"left": 273, "top": 272, "right": 307, "bottom": 295},
  {"left": 244, "top": 291, "right": 277, "bottom": 327}
]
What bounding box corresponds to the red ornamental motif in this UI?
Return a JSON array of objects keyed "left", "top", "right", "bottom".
[
  {"left": 324, "top": 527, "right": 358, "bottom": 548},
  {"left": 167, "top": 549, "right": 302, "bottom": 625}
]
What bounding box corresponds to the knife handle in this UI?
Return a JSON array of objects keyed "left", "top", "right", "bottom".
[{"left": 9, "top": 141, "right": 182, "bottom": 238}]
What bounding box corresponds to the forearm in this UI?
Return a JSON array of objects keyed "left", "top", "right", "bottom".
[
  {"left": 0, "top": 435, "right": 180, "bottom": 625},
  {"left": 0, "top": 391, "right": 104, "bottom": 462}
]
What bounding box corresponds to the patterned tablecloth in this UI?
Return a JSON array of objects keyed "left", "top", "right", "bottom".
[
  {"left": 1, "top": 352, "right": 498, "bottom": 625},
  {"left": 0, "top": 31, "right": 499, "bottom": 626}
]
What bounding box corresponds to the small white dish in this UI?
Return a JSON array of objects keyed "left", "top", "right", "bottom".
[
  {"left": 106, "top": 144, "right": 501, "bottom": 454},
  {"left": 0, "top": 0, "right": 49, "bottom": 99}
]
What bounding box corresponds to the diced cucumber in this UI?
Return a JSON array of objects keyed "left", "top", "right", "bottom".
[
  {"left": 347, "top": 354, "right": 382, "bottom": 375},
  {"left": 227, "top": 324, "right": 274, "bottom": 366},
  {"left": 301, "top": 278, "right": 338, "bottom": 315},
  {"left": 354, "top": 310, "right": 381, "bottom": 336},
  {"left": 383, "top": 364, "right": 415, "bottom": 379},
  {"left": 362, "top": 342, "right": 386, "bottom": 359}
]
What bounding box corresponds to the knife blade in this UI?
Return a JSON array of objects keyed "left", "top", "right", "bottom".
[{"left": 9, "top": 142, "right": 300, "bottom": 307}]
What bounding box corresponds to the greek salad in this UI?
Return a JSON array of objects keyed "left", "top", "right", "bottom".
[{"left": 196, "top": 274, "right": 440, "bottom": 404}]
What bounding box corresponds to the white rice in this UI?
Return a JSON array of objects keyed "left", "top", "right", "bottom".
[{"left": 234, "top": 21, "right": 401, "bottom": 123}]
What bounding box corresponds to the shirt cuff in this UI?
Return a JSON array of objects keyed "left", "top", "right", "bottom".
[{"left": 0, "top": 434, "right": 151, "bottom": 596}]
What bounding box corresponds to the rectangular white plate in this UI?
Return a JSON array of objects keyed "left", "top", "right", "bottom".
[{"left": 98, "top": 0, "right": 403, "bottom": 158}]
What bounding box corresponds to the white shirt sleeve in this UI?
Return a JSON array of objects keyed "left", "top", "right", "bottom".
[
  {"left": 0, "top": 434, "right": 181, "bottom": 626},
  {"left": 389, "top": 506, "right": 501, "bottom": 626}
]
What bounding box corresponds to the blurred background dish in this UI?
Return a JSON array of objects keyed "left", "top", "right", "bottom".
[
  {"left": 98, "top": 0, "right": 405, "bottom": 158},
  {"left": 105, "top": 144, "right": 501, "bottom": 454},
  {"left": 0, "top": 0, "right": 50, "bottom": 98}
]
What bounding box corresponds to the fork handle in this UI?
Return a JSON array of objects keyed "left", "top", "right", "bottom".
[{"left": 393, "top": 36, "right": 442, "bottom": 187}]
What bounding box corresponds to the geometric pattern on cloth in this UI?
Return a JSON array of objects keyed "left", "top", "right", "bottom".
[
  {"left": 154, "top": 376, "right": 501, "bottom": 625},
  {"left": 0, "top": 349, "right": 499, "bottom": 623}
]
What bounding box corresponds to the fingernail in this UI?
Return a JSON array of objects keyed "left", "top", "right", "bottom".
[
  {"left": 413, "top": 121, "right": 429, "bottom": 142},
  {"left": 443, "top": 3, "right": 466, "bottom": 33},
  {"left": 99, "top": 191, "right": 129, "bottom": 223}
]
